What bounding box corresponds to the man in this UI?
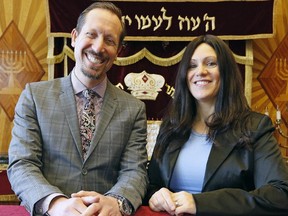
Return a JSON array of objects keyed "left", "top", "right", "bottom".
[{"left": 8, "top": 2, "right": 148, "bottom": 216}]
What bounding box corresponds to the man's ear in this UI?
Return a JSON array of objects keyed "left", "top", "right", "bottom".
[{"left": 71, "top": 28, "right": 78, "bottom": 48}]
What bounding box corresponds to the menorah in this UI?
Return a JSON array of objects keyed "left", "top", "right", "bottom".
[
  {"left": 273, "top": 58, "right": 288, "bottom": 139},
  {"left": 275, "top": 58, "right": 288, "bottom": 101},
  {"left": 0, "top": 50, "right": 26, "bottom": 94}
]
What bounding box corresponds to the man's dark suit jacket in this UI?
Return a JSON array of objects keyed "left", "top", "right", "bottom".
[{"left": 147, "top": 112, "right": 288, "bottom": 216}]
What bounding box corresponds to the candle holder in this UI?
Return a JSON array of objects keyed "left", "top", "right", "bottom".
[{"left": 275, "top": 118, "right": 288, "bottom": 139}]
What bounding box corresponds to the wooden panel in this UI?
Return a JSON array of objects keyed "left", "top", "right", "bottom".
[
  {"left": 0, "top": 0, "right": 47, "bottom": 155},
  {"left": 252, "top": 0, "right": 288, "bottom": 155}
]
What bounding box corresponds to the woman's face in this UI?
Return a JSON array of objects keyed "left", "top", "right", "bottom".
[{"left": 186, "top": 43, "right": 220, "bottom": 105}]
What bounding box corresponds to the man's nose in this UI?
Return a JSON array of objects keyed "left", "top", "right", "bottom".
[{"left": 92, "top": 37, "right": 105, "bottom": 53}]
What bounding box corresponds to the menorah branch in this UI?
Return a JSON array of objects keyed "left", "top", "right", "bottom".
[{"left": 275, "top": 119, "right": 288, "bottom": 139}]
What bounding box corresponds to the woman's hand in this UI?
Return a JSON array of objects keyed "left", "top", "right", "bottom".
[
  {"left": 149, "top": 188, "right": 196, "bottom": 215},
  {"left": 149, "top": 188, "right": 177, "bottom": 215},
  {"left": 172, "top": 191, "right": 196, "bottom": 215}
]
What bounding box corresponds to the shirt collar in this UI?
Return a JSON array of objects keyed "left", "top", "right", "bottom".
[{"left": 71, "top": 68, "right": 107, "bottom": 98}]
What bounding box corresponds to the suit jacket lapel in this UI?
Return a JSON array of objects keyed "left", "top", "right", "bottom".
[
  {"left": 159, "top": 130, "right": 240, "bottom": 190},
  {"left": 59, "top": 75, "right": 83, "bottom": 157},
  {"left": 202, "top": 130, "right": 239, "bottom": 189},
  {"left": 160, "top": 139, "right": 185, "bottom": 187}
]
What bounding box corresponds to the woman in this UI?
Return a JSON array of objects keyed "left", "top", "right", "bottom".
[{"left": 146, "top": 35, "right": 288, "bottom": 216}]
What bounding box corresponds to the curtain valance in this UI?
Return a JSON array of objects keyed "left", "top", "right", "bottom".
[{"left": 46, "top": 0, "right": 276, "bottom": 41}]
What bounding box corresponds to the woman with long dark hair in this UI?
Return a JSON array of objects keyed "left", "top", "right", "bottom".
[{"left": 146, "top": 35, "right": 288, "bottom": 216}]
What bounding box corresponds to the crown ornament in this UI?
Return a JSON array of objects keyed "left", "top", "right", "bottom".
[{"left": 124, "top": 71, "right": 165, "bottom": 100}]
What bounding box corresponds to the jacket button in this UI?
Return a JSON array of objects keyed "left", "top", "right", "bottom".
[{"left": 82, "top": 169, "right": 88, "bottom": 175}]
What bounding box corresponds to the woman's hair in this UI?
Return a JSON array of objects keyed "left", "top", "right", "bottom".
[
  {"left": 153, "top": 34, "right": 251, "bottom": 160},
  {"left": 75, "top": 1, "right": 126, "bottom": 45}
]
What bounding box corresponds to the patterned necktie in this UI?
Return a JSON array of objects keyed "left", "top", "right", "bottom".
[{"left": 80, "top": 89, "right": 97, "bottom": 159}]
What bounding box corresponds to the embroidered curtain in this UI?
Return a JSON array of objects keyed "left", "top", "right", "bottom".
[{"left": 46, "top": 0, "right": 275, "bottom": 119}]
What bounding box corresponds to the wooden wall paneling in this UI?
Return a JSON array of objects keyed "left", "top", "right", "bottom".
[
  {"left": 252, "top": 0, "right": 288, "bottom": 158},
  {"left": 0, "top": 0, "right": 48, "bottom": 155}
]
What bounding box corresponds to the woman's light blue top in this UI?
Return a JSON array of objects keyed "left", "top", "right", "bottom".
[{"left": 169, "top": 130, "right": 213, "bottom": 194}]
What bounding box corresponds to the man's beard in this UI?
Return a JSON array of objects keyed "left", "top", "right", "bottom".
[
  {"left": 81, "top": 67, "right": 102, "bottom": 80},
  {"left": 81, "top": 50, "right": 107, "bottom": 80}
]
